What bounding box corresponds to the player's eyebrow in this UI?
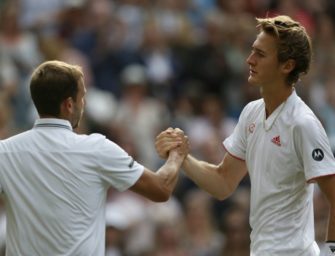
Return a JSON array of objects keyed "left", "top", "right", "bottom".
[{"left": 251, "top": 46, "right": 266, "bottom": 55}]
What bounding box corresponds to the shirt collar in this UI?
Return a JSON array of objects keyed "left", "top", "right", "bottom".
[
  {"left": 286, "top": 87, "right": 298, "bottom": 107},
  {"left": 33, "top": 118, "right": 73, "bottom": 131}
]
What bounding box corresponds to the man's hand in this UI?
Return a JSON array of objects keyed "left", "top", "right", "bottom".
[
  {"left": 155, "top": 128, "right": 189, "bottom": 159},
  {"left": 169, "top": 128, "right": 189, "bottom": 160}
]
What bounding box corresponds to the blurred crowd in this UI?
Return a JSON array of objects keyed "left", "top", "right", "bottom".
[{"left": 0, "top": 0, "right": 334, "bottom": 255}]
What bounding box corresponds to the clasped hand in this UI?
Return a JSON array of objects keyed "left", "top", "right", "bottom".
[{"left": 155, "top": 127, "right": 189, "bottom": 160}]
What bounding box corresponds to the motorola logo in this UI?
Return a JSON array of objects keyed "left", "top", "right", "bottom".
[
  {"left": 128, "top": 158, "right": 135, "bottom": 168},
  {"left": 312, "top": 148, "right": 324, "bottom": 161}
]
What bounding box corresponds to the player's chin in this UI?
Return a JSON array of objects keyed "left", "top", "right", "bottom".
[{"left": 247, "top": 76, "right": 258, "bottom": 86}]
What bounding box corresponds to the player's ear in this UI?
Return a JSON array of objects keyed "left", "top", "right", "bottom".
[
  {"left": 60, "top": 97, "right": 74, "bottom": 115},
  {"left": 282, "top": 59, "right": 296, "bottom": 75}
]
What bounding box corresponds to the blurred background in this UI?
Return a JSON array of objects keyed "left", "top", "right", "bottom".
[{"left": 0, "top": 0, "right": 334, "bottom": 255}]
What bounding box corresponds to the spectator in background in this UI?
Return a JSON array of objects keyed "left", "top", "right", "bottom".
[
  {"left": 139, "top": 19, "right": 177, "bottom": 103},
  {"left": 0, "top": 48, "right": 18, "bottom": 139},
  {"left": 151, "top": 222, "right": 188, "bottom": 256},
  {"left": 111, "top": 64, "right": 171, "bottom": 169},
  {"left": 185, "top": 94, "right": 236, "bottom": 163},
  {"left": 182, "top": 189, "right": 223, "bottom": 256},
  {"left": 268, "top": 0, "right": 316, "bottom": 37},
  {"left": 220, "top": 206, "right": 250, "bottom": 256},
  {"left": 0, "top": 2, "right": 43, "bottom": 130},
  {"left": 105, "top": 194, "right": 144, "bottom": 256},
  {"left": 18, "top": 0, "right": 68, "bottom": 36},
  {"left": 105, "top": 213, "right": 127, "bottom": 256},
  {"left": 114, "top": 0, "right": 147, "bottom": 51},
  {"left": 0, "top": 47, "right": 17, "bottom": 102},
  {"left": 0, "top": 94, "right": 14, "bottom": 139},
  {"left": 317, "top": 73, "right": 335, "bottom": 155},
  {"left": 148, "top": 197, "right": 187, "bottom": 256}
]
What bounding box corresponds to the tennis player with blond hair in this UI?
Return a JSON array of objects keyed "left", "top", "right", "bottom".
[{"left": 156, "top": 15, "right": 335, "bottom": 256}]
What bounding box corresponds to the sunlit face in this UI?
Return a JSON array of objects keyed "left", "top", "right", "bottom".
[
  {"left": 246, "top": 31, "right": 285, "bottom": 89},
  {"left": 71, "top": 78, "right": 86, "bottom": 129}
]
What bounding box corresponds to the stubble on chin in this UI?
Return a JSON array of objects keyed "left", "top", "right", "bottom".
[
  {"left": 72, "top": 122, "right": 79, "bottom": 129},
  {"left": 72, "top": 116, "right": 81, "bottom": 129}
]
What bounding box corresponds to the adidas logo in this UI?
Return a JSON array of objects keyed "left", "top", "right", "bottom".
[{"left": 271, "top": 136, "right": 281, "bottom": 146}]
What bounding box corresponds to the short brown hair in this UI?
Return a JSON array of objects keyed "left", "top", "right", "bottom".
[
  {"left": 256, "top": 15, "right": 312, "bottom": 85},
  {"left": 30, "top": 60, "right": 83, "bottom": 117}
]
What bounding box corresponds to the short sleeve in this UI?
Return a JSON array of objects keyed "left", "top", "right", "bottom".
[
  {"left": 223, "top": 105, "right": 249, "bottom": 160},
  {"left": 293, "top": 114, "right": 335, "bottom": 182},
  {"left": 96, "top": 138, "right": 144, "bottom": 191}
]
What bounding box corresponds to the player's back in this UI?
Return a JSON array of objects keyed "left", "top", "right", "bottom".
[{"left": 0, "top": 120, "right": 108, "bottom": 255}]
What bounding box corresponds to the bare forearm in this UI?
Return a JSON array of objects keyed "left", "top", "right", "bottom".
[
  {"left": 316, "top": 175, "right": 335, "bottom": 242},
  {"left": 182, "top": 155, "right": 234, "bottom": 200},
  {"left": 156, "top": 151, "right": 184, "bottom": 196},
  {"left": 326, "top": 206, "right": 335, "bottom": 241}
]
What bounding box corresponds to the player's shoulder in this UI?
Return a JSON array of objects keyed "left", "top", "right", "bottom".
[
  {"left": 72, "top": 132, "right": 107, "bottom": 149},
  {"left": 78, "top": 133, "right": 124, "bottom": 152},
  {"left": 293, "top": 110, "right": 322, "bottom": 132},
  {"left": 77, "top": 133, "right": 107, "bottom": 144},
  {"left": 0, "top": 130, "right": 33, "bottom": 145},
  {"left": 288, "top": 93, "right": 322, "bottom": 130}
]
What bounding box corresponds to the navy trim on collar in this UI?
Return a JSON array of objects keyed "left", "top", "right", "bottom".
[
  {"left": 33, "top": 119, "right": 73, "bottom": 131},
  {"left": 34, "top": 123, "right": 72, "bottom": 131}
]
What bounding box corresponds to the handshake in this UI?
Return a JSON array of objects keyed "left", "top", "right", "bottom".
[{"left": 155, "top": 127, "right": 190, "bottom": 160}]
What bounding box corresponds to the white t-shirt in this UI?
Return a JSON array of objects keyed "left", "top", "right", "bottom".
[
  {"left": 0, "top": 118, "right": 144, "bottom": 256},
  {"left": 224, "top": 90, "right": 335, "bottom": 256}
]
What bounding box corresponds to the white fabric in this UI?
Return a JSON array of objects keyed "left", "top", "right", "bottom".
[
  {"left": 0, "top": 118, "right": 144, "bottom": 256},
  {"left": 321, "top": 242, "right": 335, "bottom": 256},
  {"left": 224, "top": 90, "right": 335, "bottom": 255}
]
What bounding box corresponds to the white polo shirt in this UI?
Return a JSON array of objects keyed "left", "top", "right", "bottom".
[
  {"left": 224, "top": 90, "right": 335, "bottom": 255},
  {"left": 0, "top": 118, "right": 144, "bottom": 256}
]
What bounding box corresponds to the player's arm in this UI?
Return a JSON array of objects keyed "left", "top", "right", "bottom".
[
  {"left": 130, "top": 135, "right": 188, "bottom": 202},
  {"left": 155, "top": 128, "right": 247, "bottom": 200},
  {"left": 293, "top": 115, "right": 335, "bottom": 254},
  {"left": 316, "top": 174, "right": 335, "bottom": 255},
  {"left": 182, "top": 153, "right": 247, "bottom": 200}
]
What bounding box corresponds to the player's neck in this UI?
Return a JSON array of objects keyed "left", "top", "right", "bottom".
[{"left": 261, "top": 85, "right": 293, "bottom": 118}]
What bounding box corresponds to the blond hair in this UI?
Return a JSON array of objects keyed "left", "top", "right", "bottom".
[{"left": 256, "top": 15, "right": 312, "bottom": 85}]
